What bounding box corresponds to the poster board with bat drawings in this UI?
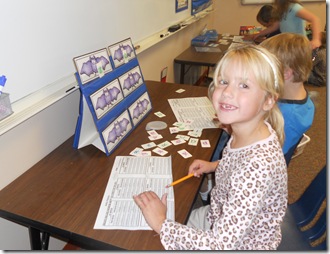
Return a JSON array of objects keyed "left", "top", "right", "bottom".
[{"left": 73, "top": 38, "right": 152, "bottom": 156}]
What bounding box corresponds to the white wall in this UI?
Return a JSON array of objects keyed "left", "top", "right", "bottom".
[
  {"left": 0, "top": 90, "right": 80, "bottom": 250},
  {"left": 0, "top": 14, "right": 213, "bottom": 250},
  {"left": 139, "top": 17, "right": 213, "bottom": 85},
  {"left": 1, "top": 0, "right": 192, "bottom": 103}
]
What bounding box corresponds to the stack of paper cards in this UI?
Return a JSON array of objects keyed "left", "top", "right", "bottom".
[
  {"left": 154, "top": 111, "right": 166, "bottom": 118},
  {"left": 200, "top": 140, "right": 211, "bottom": 148},
  {"left": 157, "top": 141, "right": 172, "bottom": 149},
  {"left": 171, "top": 139, "right": 186, "bottom": 145},
  {"left": 152, "top": 147, "right": 168, "bottom": 156},
  {"left": 178, "top": 149, "right": 192, "bottom": 158},
  {"left": 141, "top": 142, "right": 156, "bottom": 149},
  {"left": 147, "top": 130, "right": 163, "bottom": 141},
  {"left": 188, "top": 129, "right": 202, "bottom": 137}
]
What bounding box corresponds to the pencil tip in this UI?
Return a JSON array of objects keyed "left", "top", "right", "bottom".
[{"left": 165, "top": 185, "right": 169, "bottom": 188}]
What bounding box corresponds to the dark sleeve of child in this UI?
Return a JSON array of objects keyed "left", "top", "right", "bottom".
[{"left": 308, "top": 48, "right": 327, "bottom": 86}]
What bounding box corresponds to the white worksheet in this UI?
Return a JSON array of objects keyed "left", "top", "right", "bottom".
[
  {"left": 168, "top": 97, "right": 219, "bottom": 130},
  {"left": 233, "top": 35, "right": 245, "bottom": 43},
  {"left": 94, "top": 156, "right": 174, "bottom": 230}
]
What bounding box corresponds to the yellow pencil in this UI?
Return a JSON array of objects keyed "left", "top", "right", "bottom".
[{"left": 165, "top": 173, "right": 194, "bottom": 188}]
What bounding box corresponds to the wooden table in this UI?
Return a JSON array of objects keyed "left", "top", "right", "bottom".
[
  {"left": 0, "top": 80, "right": 221, "bottom": 250},
  {"left": 174, "top": 36, "right": 233, "bottom": 84}
]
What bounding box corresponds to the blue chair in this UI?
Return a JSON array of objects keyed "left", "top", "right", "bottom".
[
  {"left": 214, "top": 131, "right": 303, "bottom": 166},
  {"left": 277, "top": 165, "right": 327, "bottom": 250},
  {"left": 211, "top": 131, "right": 230, "bottom": 161},
  {"left": 284, "top": 135, "right": 303, "bottom": 167},
  {"left": 289, "top": 165, "right": 326, "bottom": 227},
  {"left": 304, "top": 208, "right": 326, "bottom": 242}
]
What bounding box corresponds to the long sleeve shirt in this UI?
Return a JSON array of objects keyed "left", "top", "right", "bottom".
[{"left": 160, "top": 122, "right": 288, "bottom": 250}]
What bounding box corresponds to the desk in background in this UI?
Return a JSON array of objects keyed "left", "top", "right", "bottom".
[
  {"left": 174, "top": 36, "right": 233, "bottom": 84},
  {"left": 0, "top": 81, "right": 221, "bottom": 250}
]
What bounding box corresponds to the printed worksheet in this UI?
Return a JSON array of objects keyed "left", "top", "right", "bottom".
[
  {"left": 94, "top": 156, "right": 174, "bottom": 230},
  {"left": 168, "top": 97, "right": 219, "bottom": 130},
  {"left": 233, "top": 35, "right": 245, "bottom": 43}
]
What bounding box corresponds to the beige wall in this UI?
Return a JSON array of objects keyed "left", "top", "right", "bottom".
[
  {"left": 138, "top": 14, "right": 214, "bottom": 85},
  {"left": 213, "top": 0, "right": 326, "bottom": 35},
  {"left": 140, "top": 1, "right": 326, "bottom": 85}
]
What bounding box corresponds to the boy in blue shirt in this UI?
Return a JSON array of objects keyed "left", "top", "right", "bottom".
[{"left": 261, "top": 33, "right": 315, "bottom": 154}]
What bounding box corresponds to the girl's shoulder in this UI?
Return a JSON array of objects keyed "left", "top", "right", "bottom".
[
  {"left": 227, "top": 123, "right": 281, "bottom": 153},
  {"left": 225, "top": 135, "right": 284, "bottom": 169}
]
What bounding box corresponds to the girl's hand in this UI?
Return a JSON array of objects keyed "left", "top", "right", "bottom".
[
  {"left": 133, "top": 191, "right": 167, "bottom": 234},
  {"left": 252, "top": 33, "right": 261, "bottom": 41},
  {"left": 243, "top": 34, "right": 254, "bottom": 41},
  {"left": 188, "top": 159, "right": 219, "bottom": 177}
]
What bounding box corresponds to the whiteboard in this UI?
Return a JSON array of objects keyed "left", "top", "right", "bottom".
[
  {"left": 241, "top": 0, "right": 324, "bottom": 4},
  {"left": 0, "top": 0, "right": 191, "bottom": 102}
]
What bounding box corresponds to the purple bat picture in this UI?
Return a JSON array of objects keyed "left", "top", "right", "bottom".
[
  {"left": 133, "top": 72, "right": 141, "bottom": 83},
  {"left": 113, "top": 44, "right": 134, "bottom": 62},
  {"left": 80, "top": 55, "right": 110, "bottom": 77},
  {"left": 123, "top": 72, "right": 141, "bottom": 90},
  {"left": 95, "top": 87, "right": 121, "bottom": 110},
  {"left": 132, "top": 99, "right": 150, "bottom": 119},
  {"left": 96, "top": 93, "right": 107, "bottom": 110},
  {"left": 107, "top": 118, "right": 130, "bottom": 144}
]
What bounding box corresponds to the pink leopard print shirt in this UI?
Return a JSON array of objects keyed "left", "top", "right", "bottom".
[{"left": 160, "top": 122, "right": 288, "bottom": 250}]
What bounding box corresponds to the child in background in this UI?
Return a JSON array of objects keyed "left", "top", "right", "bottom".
[
  {"left": 261, "top": 33, "right": 315, "bottom": 155},
  {"left": 253, "top": 0, "right": 321, "bottom": 49},
  {"left": 257, "top": 5, "right": 281, "bottom": 38},
  {"left": 134, "top": 44, "right": 287, "bottom": 250},
  {"left": 247, "top": 5, "right": 281, "bottom": 43},
  {"left": 307, "top": 31, "right": 327, "bottom": 87}
]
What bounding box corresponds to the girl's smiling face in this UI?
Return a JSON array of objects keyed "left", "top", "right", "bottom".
[{"left": 212, "top": 59, "right": 270, "bottom": 128}]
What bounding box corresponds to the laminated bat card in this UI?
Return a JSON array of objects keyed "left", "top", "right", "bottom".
[{"left": 73, "top": 38, "right": 152, "bottom": 156}]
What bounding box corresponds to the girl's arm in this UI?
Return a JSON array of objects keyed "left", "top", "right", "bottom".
[
  {"left": 134, "top": 159, "right": 218, "bottom": 233},
  {"left": 188, "top": 159, "right": 219, "bottom": 177},
  {"left": 159, "top": 155, "right": 287, "bottom": 250},
  {"left": 252, "top": 21, "right": 280, "bottom": 40},
  {"left": 296, "top": 8, "right": 321, "bottom": 49}
]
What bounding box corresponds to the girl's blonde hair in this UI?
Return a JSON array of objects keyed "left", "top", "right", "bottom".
[
  {"left": 261, "top": 33, "right": 312, "bottom": 82},
  {"left": 209, "top": 44, "right": 285, "bottom": 145}
]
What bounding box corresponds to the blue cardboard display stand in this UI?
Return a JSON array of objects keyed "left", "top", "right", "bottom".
[{"left": 73, "top": 38, "right": 152, "bottom": 156}]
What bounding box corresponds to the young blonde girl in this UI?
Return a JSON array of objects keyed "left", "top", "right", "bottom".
[
  {"left": 133, "top": 44, "right": 287, "bottom": 250},
  {"left": 253, "top": 0, "right": 321, "bottom": 49}
]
